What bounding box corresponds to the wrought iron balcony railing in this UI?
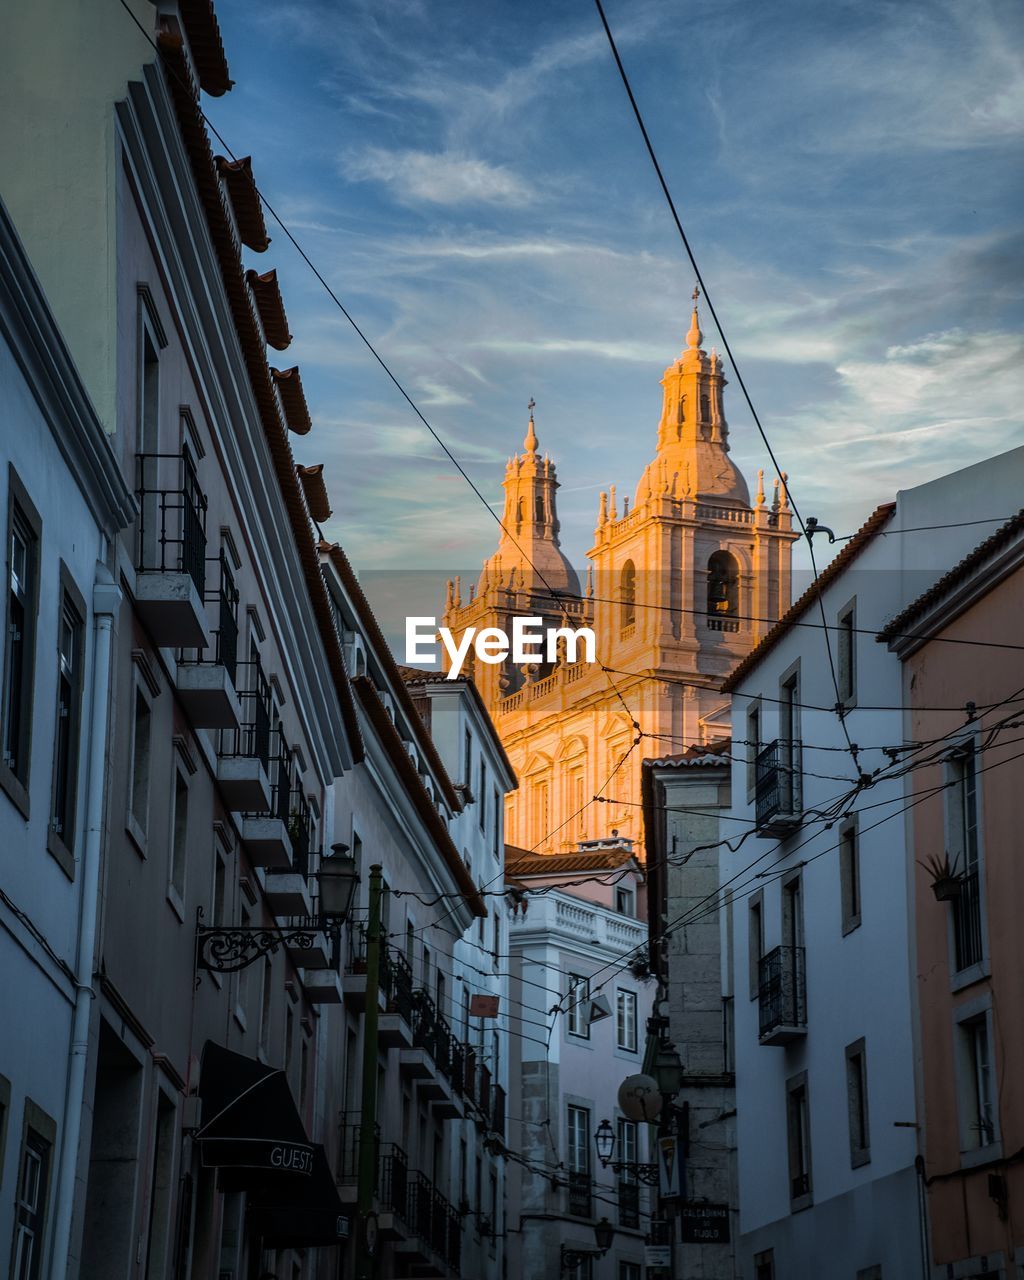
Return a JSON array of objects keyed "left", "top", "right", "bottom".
[
  {"left": 758, "top": 944, "right": 807, "bottom": 1044},
  {"left": 567, "top": 1169, "right": 592, "bottom": 1219},
  {"left": 135, "top": 449, "right": 208, "bottom": 594},
  {"left": 380, "top": 1143, "right": 409, "bottom": 1223},
  {"left": 755, "top": 739, "right": 803, "bottom": 833},
  {"left": 218, "top": 658, "right": 272, "bottom": 771},
  {"left": 952, "top": 868, "right": 983, "bottom": 971}
]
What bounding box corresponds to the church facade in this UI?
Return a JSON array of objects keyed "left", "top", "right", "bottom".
[{"left": 442, "top": 304, "right": 798, "bottom": 859}]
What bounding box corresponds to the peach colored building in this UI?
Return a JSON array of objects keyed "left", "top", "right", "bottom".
[
  {"left": 442, "top": 306, "right": 798, "bottom": 861},
  {"left": 881, "top": 513, "right": 1024, "bottom": 1278}
]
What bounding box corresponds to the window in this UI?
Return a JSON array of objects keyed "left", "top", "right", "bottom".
[
  {"left": 748, "top": 892, "right": 764, "bottom": 1000},
  {"left": 777, "top": 663, "right": 802, "bottom": 817},
  {"left": 285, "top": 1006, "right": 294, "bottom": 1075},
  {"left": 948, "top": 742, "right": 983, "bottom": 973},
  {"left": 567, "top": 1105, "right": 590, "bottom": 1174},
  {"left": 959, "top": 1013, "right": 996, "bottom": 1150},
  {"left": 491, "top": 911, "right": 500, "bottom": 965},
  {"left": 700, "top": 392, "right": 710, "bottom": 421},
  {"left": 746, "top": 701, "right": 761, "bottom": 794},
  {"left": 620, "top": 561, "right": 636, "bottom": 629},
  {"left": 2, "top": 478, "right": 41, "bottom": 810},
  {"left": 840, "top": 820, "right": 861, "bottom": 934},
  {"left": 837, "top": 599, "right": 856, "bottom": 705},
  {"left": 464, "top": 728, "right": 473, "bottom": 788},
  {"left": 127, "top": 683, "right": 152, "bottom": 849},
  {"left": 11, "top": 1112, "right": 54, "bottom": 1280},
  {"left": 169, "top": 768, "right": 189, "bottom": 910},
  {"left": 567, "top": 974, "right": 590, "bottom": 1038},
  {"left": 845, "top": 1039, "right": 870, "bottom": 1167},
  {"left": 422, "top": 945, "right": 431, "bottom": 992},
  {"left": 723, "top": 996, "right": 736, "bottom": 1073},
  {"left": 616, "top": 990, "right": 638, "bottom": 1052},
  {"left": 707, "top": 550, "right": 740, "bottom": 628},
  {"left": 619, "top": 1264, "right": 641, "bottom": 1280},
  {"left": 235, "top": 906, "right": 251, "bottom": 1027},
  {"left": 615, "top": 886, "right": 634, "bottom": 917},
  {"left": 479, "top": 760, "right": 487, "bottom": 831},
  {"left": 535, "top": 494, "right": 545, "bottom": 525},
  {"left": 534, "top": 778, "right": 550, "bottom": 845},
  {"left": 786, "top": 1073, "right": 812, "bottom": 1209},
  {"left": 50, "top": 580, "right": 85, "bottom": 861},
  {"left": 754, "top": 1251, "right": 775, "bottom": 1280},
  {"left": 492, "top": 785, "right": 500, "bottom": 857},
  {"left": 617, "top": 1118, "right": 639, "bottom": 1228},
  {"left": 300, "top": 1033, "right": 310, "bottom": 1110},
  {"left": 212, "top": 848, "right": 227, "bottom": 927}
]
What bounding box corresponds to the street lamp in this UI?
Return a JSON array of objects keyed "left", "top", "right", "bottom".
[
  {"left": 593, "top": 1117, "right": 660, "bottom": 1185},
  {"left": 318, "top": 842, "right": 360, "bottom": 920},
  {"left": 560, "top": 1218, "right": 615, "bottom": 1273}
]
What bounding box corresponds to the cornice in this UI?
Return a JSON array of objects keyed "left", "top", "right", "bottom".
[{"left": 0, "top": 200, "right": 136, "bottom": 533}]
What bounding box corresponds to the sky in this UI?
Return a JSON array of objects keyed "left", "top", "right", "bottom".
[{"left": 206, "top": 0, "right": 1024, "bottom": 601}]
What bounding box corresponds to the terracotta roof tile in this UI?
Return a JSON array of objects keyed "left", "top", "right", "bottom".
[
  {"left": 157, "top": 31, "right": 362, "bottom": 762},
  {"left": 505, "top": 845, "right": 639, "bottom": 877},
  {"left": 877, "top": 508, "right": 1024, "bottom": 642},
  {"left": 179, "top": 0, "right": 233, "bottom": 96},
  {"left": 272, "top": 366, "right": 312, "bottom": 435},
  {"left": 246, "top": 268, "right": 292, "bottom": 351},
  {"left": 721, "top": 502, "right": 896, "bottom": 693},
  {"left": 643, "top": 741, "right": 732, "bottom": 768},
  {"left": 296, "top": 464, "right": 331, "bottom": 524},
  {"left": 216, "top": 156, "right": 269, "bottom": 252}
]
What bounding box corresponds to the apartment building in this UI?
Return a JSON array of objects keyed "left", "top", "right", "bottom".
[
  {"left": 719, "top": 448, "right": 1024, "bottom": 1278},
  {"left": 323, "top": 545, "right": 514, "bottom": 1280},
  {"left": 880, "top": 514, "right": 1024, "bottom": 1278},
  {"left": 506, "top": 842, "right": 654, "bottom": 1280}
]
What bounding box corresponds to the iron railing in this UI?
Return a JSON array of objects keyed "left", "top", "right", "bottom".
[
  {"left": 272, "top": 738, "right": 294, "bottom": 825},
  {"left": 755, "top": 739, "right": 803, "bottom": 830},
  {"left": 337, "top": 1112, "right": 378, "bottom": 1185},
  {"left": 618, "top": 1180, "right": 640, "bottom": 1229},
  {"left": 290, "top": 793, "right": 313, "bottom": 878},
  {"left": 953, "top": 868, "right": 983, "bottom": 971},
  {"left": 380, "top": 1143, "right": 409, "bottom": 1223},
  {"left": 407, "top": 1171, "right": 461, "bottom": 1271},
  {"left": 567, "top": 1170, "right": 592, "bottom": 1218},
  {"left": 217, "top": 554, "right": 239, "bottom": 682},
  {"left": 218, "top": 658, "right": 272, "bottom": 771},
  {"left": 135, "top": 450, "right": 208, "bottom": 593},
  {"left": 758, "top": 945, "right": 807, "bottom": 1039}
]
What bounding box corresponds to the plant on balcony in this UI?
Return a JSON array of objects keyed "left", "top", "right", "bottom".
[{"left": 917, "top": 851, "right": 963, "bottom": 902}]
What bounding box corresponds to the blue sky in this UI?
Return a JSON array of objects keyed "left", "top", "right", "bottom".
[{"left": 207, "top": 0, "right": 1024, "bottom": 590}]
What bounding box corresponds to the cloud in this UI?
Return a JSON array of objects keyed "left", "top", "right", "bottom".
[{"left": 342, "top": 147, "right": 535, "bottom": 206}]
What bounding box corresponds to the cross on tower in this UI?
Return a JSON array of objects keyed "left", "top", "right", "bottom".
[
  {"left": 692, "top": 283, "right": 700, "bottom": 305},
  {"left": 528, "top": 397, "right": 536, "bottom": 416}
]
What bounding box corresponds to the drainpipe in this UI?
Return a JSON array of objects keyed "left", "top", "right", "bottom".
[{"left": 51, "top": 565, "right": 121, "bottom": 1280}]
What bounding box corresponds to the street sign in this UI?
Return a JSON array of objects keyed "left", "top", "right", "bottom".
[
  {"left": 657, "top": 1134, "right": 682, "bottom": 1199},
  {"left": 644, "top": 1244, "right": 672, "bottom": 1267},
  {"left": 470, "top": 994, "right": 499, "bottom": 1017},
  {"left": 681, "top": 1202, "right": 731, "bottom": 1244}
]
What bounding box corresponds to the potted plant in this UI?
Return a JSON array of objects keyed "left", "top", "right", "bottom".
[{"left": 918, "top": 852, "right": 962, "bottom": 901}]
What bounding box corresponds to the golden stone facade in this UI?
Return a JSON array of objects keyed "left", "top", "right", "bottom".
[{"left": 443, "top": 306, "right": 798, "bottom": 860}]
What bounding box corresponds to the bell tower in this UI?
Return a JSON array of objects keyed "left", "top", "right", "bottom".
[{"left": 441, "top": 310, "right": 798, "bottom": 859}]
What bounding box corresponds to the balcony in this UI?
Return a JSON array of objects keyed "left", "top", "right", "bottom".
[
  {"left": 401, "top": 1171, "right": 462, "bottom": 1276},
  {"left": 134, "top": 450, "right": 211, "bottom": 647},
  {"left": 176, "top": 553, "right": 241, "bottom": 729},
  {"left": 263, "top": 868, "right": 312, "bottom": 916},
  {"left": 758, "top": 945, "right": 807, "bottom": 1045},
  {"left": 216, "top": 659, "right": 272, "bottom": 811},
  {"left": 952, "top": 868, "right": 984, "bottom": 972},
  {"left": 755, "top": 739, "right": 803, "bottom": 835},
  {"left": 239, "top": 737, "right": 294, "bottom": 870},
  {"left": 567, "top": 1170, "right": 592, "bottom": 1219}
]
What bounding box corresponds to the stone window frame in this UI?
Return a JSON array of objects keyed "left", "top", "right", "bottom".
[
  {"left": 839, "top": 815, "right": 861, "bottom": 936},
  {"left": 785, "top": 1069, "right": 813, "bottom": 1213},
  {"left": 845, "top": 1037, "right": 871, "bottom": 1168}
]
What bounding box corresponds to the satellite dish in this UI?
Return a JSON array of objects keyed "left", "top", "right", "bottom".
[{"left": 617, "top": 1074, "right": 664, "bottom": 1123}]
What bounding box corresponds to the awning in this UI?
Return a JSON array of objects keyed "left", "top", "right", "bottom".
[{"left": 196, "top": 1042, "right": 348, "bottom": 1249}]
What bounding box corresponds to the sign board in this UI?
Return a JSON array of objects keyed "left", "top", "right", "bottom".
[
  {"left": 657, "top": 1134, "right": 682, "bottom": 1199},
  {"left": 644, "top": 1244, "right": 672, "bottom": 1267},
  {"left": 199, "top": 1137, "right": 315, "bottom": 1174},
  {"left": 470, "top": 994, "right": 500, "bottom": 1017},
  {"left": 681, "top": 1202, "right": 731, "bottom": 1244}
]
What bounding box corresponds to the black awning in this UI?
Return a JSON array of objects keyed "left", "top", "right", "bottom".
[{"left": 196, "top": 1042, "right": 348, "bottom": 1248}]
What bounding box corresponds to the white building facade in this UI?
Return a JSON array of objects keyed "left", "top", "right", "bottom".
[
  {"left": 720, "top": 448, "right": 1024, "bottom": 1278},
  {"left": 0, "top": 198, "right": 134, "bottom": 1280},
  {"left": 507, "top": 846, "right": 655, "bottom": 1280}
]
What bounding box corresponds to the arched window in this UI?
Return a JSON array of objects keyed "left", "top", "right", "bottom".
[
  {"left": 516, "top": 497, "right": 524, "bottom": 523},
  {"left": 707, "top": 550, "right": 739, "bottom": 629},
  {"left": 700, "top": 393, "right": 711, "bottom": 422},
  {"left": 677, "top": 395, "right": 686, "bottom": 424},
  {"left": 620, "top": 560, "right": 636, "bottom": 628},
  {"left": 535, "top": 494, "right": 545, "bottom": 524}
]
